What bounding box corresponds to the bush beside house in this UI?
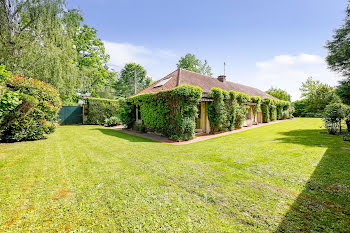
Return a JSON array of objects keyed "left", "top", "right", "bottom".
[
  {"left": 128, "top": 85, "right": 202, "bottom": 140},
  {"left": 1, "top": 75, "right": 61, "bottom": 142}
]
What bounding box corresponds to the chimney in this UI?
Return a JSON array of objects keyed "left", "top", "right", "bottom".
[{"left": 217, "top": 75, "right": 226, "bottom": 82}]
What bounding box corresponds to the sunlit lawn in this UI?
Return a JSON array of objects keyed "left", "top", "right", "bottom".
[{"left": 0, "top": 118, "right": 349, "bottom": 232}]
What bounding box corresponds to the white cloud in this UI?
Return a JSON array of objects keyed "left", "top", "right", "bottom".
[
  {"left": 252, "top": 53, "right": 341, "bottom": 101},
  {"left": 103, "top": 41, "right": 177, "bottom": 73}
]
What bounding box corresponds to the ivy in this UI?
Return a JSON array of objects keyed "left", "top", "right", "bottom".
[
  {"left": 128, "top": 85, "right": 202, "bottom": 140},
  {"left": 262, "top": 97, "right": 272, "bottom": 123}
]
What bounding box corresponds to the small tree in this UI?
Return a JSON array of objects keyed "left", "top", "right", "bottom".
[
  {"left": 177, "top": 53, "right": 213, "bottom": 76},
  {"left": 322, "top": 103, "right": 345, "bottom": 135}
]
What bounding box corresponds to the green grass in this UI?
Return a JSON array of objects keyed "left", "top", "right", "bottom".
[{"left": 0, "top": 118, "right": 349, "bottom": 232}]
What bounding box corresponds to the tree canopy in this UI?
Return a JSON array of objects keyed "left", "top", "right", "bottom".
[
  {"left": 113, "top": 63, "right": 152, "bottom": 98},
  {"left": 266, "top": 87, "right": 291, "bottom": 101},
  {"left": 325, "top": 1, "right": 350, "bottom": 105},
  {"left": 0, "top": 0, "right": 115, "bottom": 104},
  {"left": 177, "top": 53, "right": 213, "bottom": 76},
  {"left": 294, "top": 77, "right": 340, "bottom": 116},
  {"left": 336, "top": 79, "right": 350, "bottom": 105}
]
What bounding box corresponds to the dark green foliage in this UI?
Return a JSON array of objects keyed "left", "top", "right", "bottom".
[
  {"left": 322, "top": 103, "right": 345, "bottom": 135},
  {"left": 86, "top": 97, "right": 121, "bottom": 125},
  {"left": 344, "top": 106, "right": 350, "bottom": 132},
  {"left": 119, "top": 100, "right": 136, "bottom": 128},
  {"left": 336, "top": 78, "right": 350, "bottom": 105},
  {"left": 208, "top": 88, "right": 226, "bottom": 132},
  {"left": 262, "top": 97, "right": 271, "bottom": 123},
  {"left": 293, "top": 99, "right": 308, "bottom": 117},
  {"left": 129, "top": 85, "right": 202, "bottom": 140},
  {"left": 113, "top": 63, "right": 152, "bottom": 98},
  {"left": 325, "top": 2, "right": 350, "bottom": 76},
  {"left": 1, "top": 76, "right": 61, "bottom": 142}
]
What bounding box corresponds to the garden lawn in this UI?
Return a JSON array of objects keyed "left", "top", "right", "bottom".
[{"left": 0, "top": 118, "right": 349, "bottom": 232}]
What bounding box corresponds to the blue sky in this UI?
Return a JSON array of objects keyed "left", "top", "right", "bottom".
[{"left": 69, "top": 0, "right": 348, "bottom": 100}]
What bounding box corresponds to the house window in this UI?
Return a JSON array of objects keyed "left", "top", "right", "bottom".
[{"left": 154, "top": 77, "right": 172, "bottom": 87}]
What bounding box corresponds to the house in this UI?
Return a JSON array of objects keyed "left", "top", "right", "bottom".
[{"left": 136, "top": 68, "right": 276, "bottom": 134}]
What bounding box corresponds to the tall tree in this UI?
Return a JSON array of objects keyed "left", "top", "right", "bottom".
[
  {"left": 0, "top": 0, "right": 116, "bottom": 103},
  {"left": 73, "top": 24, "right": 115, "bottom": 97},
  {"left": 0, "top": 0, "right": 82, "bottom": 101},
  {"left": 266, "top": 87, "right": 291, "bottom": 101},
  {"left": 299, "top": 77, "right": 339, "bottom": 114},
  {"left": 325, "top": 1, "right": 350, "bottom": 105},
  {"left": 113, "top": 63, "right": 152, "bottom": 98},
  {"left": 177, "top": 53, "right": 213, "bottom": 76},
  {"left": 336, "top": 78, "right": 350, "bottom": 105},
  {"left": 325, "top": 1, "right": 350, "bottom": 76}
]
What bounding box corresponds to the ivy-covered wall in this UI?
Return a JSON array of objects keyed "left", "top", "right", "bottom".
[
  {"left": 129, "top": 85, "right": 202, "bottom": 140},
  {"left": 208, "top": 88, "right": 251, "bottom": 132},
  {"left": 262, "top": 97, "right": 292, "bottom": 123}
]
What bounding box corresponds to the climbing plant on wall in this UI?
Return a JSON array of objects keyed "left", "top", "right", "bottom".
[
  {"left": 262, "top": 97, "right": 272, "bottom": 123},
  {"left": 128, "top": 85, "right": 202, "bottom": 140}
]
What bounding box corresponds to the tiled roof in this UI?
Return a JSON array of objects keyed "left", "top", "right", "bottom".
[{"left": 137, "top": 68, "right": 275, "bottom": 99}]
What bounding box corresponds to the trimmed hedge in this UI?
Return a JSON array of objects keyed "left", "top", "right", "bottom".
[
  {"left": 129, "top": 85, "right": 202, "bottom": 140},
  {"left": 1, "top": 76, "right": 61, "bottom": 142},
  {"left": 86, "top": 97, "right": 122, "bottom": 125}
]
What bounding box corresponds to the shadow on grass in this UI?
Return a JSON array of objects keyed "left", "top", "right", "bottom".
[
  {"left": 275, "top": 129, "right": 350, "bottom": 232},
  {"left": 90, "top": 128, "right": 159, "bottom": 143}
]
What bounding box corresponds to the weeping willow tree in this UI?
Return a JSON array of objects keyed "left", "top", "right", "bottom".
[{"left": 0, "top": 0, "right": 115, "bottom": 103}]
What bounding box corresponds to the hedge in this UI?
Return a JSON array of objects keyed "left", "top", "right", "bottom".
[
  {"left": 1, "top": 76, "right": 61, "bottom": 142},
  {"left": 128, "top": 85, "right": 202, "bottom": 140},
  {"left": 86, "top": 97, "right": 122, "bottom": 125}
]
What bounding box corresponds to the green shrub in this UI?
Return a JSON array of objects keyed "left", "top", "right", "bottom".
[
  {"left": 129, "top": 85, "right": 202, "bottom": 140},
  {"left": 262, "top": 97, "right": 271, "bottom": 123},
  {"left": 0, "top": 91, "right": 22, "bottom": 123},
  {"left": 104, "top": 116, "right": 121, "bottom": 127},
  {"left": 86, "top": 97, "right": 121, "bottom": 125},
  {"left": 1, "top": 76, "right": 61, "bottom": 142},
  {"left": 322, "top": 103, "right": 344, "bottom": 135}
]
